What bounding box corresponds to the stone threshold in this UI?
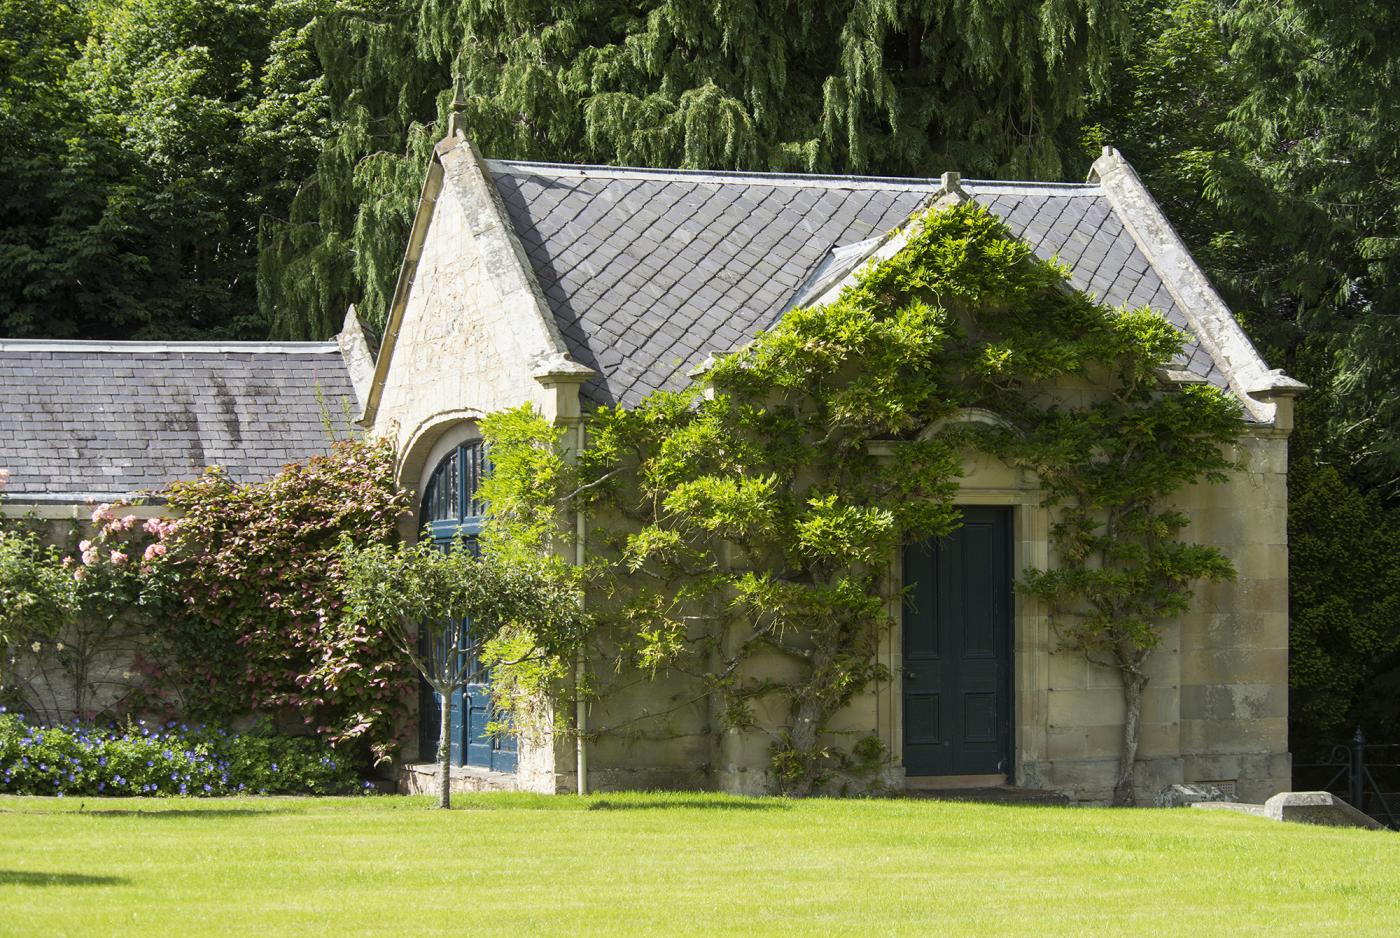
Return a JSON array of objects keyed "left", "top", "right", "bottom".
[
  {"left": 901, "top": 785, "right": 1072, "bottom": 806},
  {"left": 906, "top": 773, "right": 1007, "bottom": 790},
  {"left": 396, "top": 762, "right": 518, "bottom": 795}
]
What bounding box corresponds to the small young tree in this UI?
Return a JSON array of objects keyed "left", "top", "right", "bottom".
[{"left": 338, "top": 535, "right": 582, "bottom": 808}]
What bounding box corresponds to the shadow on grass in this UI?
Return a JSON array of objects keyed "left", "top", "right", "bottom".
[
  {"left": 586, "top": 797, "right": 789, "bottom": 812},
  {"left": 0, "top": 871, "right": 127, "bottom": 887},
  {"left": 75, "top": 808, "right": 283, "bottom": 819}
]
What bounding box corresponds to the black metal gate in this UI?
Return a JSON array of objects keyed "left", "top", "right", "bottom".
[{"left": 1293, "top": 728, "right": 1400, "bottom": 828}]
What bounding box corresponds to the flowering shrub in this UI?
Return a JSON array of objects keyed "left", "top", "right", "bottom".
[
  {"left": 3, "top": 438, "right": 414, "bottom": 771},
  {"left": 0, "top": 712, "right": 369, "bottom": 796},
  {"left": 3, "top": 499, "right": 178, "bottom": 724},
  {"left": 153, "top": 438, "right": 413, "bottom": 765}
]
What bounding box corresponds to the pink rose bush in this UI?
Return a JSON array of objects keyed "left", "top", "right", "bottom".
[
  {"left": 2, "top": 439, "right": 410, "bottom": 769},
  {"left": 154, "top": 438, "right": 412, "bottom": 766},
  {"left": 75, "top": 502, "right": 176, "bottom": 578}
]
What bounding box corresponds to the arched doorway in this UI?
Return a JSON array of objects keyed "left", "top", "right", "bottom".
[{"left": 417, "top": 439, "right": 517, "bottom": 773}]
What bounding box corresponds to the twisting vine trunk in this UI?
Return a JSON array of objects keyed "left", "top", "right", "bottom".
[
  {"left": 784, "top": 693, "right": 826, "bottom": 795},
  {"left": 1114, "top": 660, "right": 1149, "bottom": 806}
]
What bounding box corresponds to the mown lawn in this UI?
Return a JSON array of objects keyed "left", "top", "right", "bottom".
[{"left": 1, "top": 791, "right": 1398, "bottom": 936}]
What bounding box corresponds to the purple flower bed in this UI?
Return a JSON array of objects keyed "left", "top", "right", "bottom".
[{"left": 0, "top": 710, "right": 375, "bottom": 796}]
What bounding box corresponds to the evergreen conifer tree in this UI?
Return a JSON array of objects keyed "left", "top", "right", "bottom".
[{"left": 260, "top": 0, "right": 1130, "bottom": 338}]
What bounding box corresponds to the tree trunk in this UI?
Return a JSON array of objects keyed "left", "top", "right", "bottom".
[
  {"left": 783, "top": 647, "right": 834, "bottom": 795},
  {"left": 437, "top": 686, "right": 452, "bottom": 809},
  {"left": 786, "top": 695, "right": 824, "bottom": 794},
  {"left": 1113, "top": 668, "right": 1149, "bottom": 806}
]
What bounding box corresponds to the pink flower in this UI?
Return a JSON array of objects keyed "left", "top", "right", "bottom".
[
  {"left": 78, "top": 539, "right": 92, "bottom": 552},
  {"left": 0, "top": 468, "right": 9, "bottom": 489},
  {"left": 90, "top": 503, "right": 112, "bottom": 524},
  {"left": 81, "top": 549, "right": 99, "bottom": 566},
  {"left": 73, "top": 567, "right": 86, "bottom": 581},
  {"left": 142, "top": 518, "right": 177, "bottom": 540},
  {"left": 109, "top": 550, "right": 128, "bottom": 566},
  {"left": 143, "top": 543, "right": 166, "bottom": 562}
]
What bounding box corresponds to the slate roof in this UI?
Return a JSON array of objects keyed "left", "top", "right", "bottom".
[
  {"left": 0, "top": 341, "right": 357, "bottom": 500},
  {"left": 487, "top": 161, "right": 1226, "bottom": 409}
]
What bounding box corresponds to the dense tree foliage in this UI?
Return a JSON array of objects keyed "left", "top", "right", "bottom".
[
  {"left": 259, "top": 0, "right": 1130, "bottom": 339},
  {"left": 0, "top": 0, "right": 334, "bottom": 339},
  {"left": 1223, "top": 1, "right": 1400, "bottom": 490}
]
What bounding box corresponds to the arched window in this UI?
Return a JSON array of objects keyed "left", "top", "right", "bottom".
[
  {"left": 421, "top": 440, "right": 488, "bottom": 543},
  {"left": 416, "top": 437, "right": 516, "bottom": 772}
]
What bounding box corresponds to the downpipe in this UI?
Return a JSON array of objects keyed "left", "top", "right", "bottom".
[{"left": 574, "top": 421, "right": 589, "bottom": 796}]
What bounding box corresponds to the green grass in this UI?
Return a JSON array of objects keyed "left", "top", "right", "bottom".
[{"left": 2, "top": 792, "right": 1398, "bottom": 936}]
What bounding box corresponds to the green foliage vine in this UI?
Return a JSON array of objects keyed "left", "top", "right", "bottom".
[
  {"left": 156, "top": 437, "right": 413, "bottom": 765},
  {"left": 482, "top": 201, "right": 1243, "bottom": 800}
]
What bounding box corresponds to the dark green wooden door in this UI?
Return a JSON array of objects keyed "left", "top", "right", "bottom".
[{"left": 902, "top": 507, "right": 1013, "bottom": 777}]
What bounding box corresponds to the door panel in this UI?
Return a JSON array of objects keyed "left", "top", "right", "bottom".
[{"left": 902, "top": 507, "right": 1013, "bottom": 777}]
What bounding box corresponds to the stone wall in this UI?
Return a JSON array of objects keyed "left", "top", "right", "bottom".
[
  {"left": 541, "top": 420, "right": 1293, "bottom": 804},
  {"left": 367, "top": 161, "right": 557, "bottom": 488}
]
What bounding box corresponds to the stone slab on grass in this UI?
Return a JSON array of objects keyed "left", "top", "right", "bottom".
[{"left": 1192, "top": 791, "right": 1383, "bottom": 830}]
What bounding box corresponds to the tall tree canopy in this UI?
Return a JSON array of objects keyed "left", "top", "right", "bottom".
[
  {"left": 1091, "top": 0, "right": 1400, "bottom": 486},
  {"left": 0, "top": 0, "right": 332, "bottom": 339},
  {"left": 259, "top": 0, "right": 1130, "bottom": 339},
  {"left": 1222, "top": 0, "right": 1400, "bottom": 491}
]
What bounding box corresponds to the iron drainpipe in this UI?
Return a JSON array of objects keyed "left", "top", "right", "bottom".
[{"left": 575, "top": 421, "right": 589, "bottom": 796}]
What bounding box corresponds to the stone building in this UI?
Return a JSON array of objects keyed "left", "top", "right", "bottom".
[{"left": 0, "top": 133, "right": 1304, "bottom": 803}]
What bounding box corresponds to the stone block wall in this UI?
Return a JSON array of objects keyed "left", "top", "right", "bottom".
[{"left": 514, "top": 422, "right": 1294, "bottom": 804}]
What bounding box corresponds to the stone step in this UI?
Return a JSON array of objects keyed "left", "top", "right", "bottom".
[{"left": 397, "top": 762, "right": 518, "bottom": 795}]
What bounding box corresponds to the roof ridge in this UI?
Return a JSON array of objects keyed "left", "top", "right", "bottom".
[
  {"left": 963, "top": 180, "right": 1103, "bottom": 193},
  {"left": 0, "top": 339, "right": 343, "bottom": 354},
  {"left": 485, "top": 159, "right": 945, "bottom": 190},
  {"left": 485, "top": 158, "right": 1101, "bottom": 193}
]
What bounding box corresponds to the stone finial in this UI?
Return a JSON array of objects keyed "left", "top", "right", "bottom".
[
  {"left": 447, "top": 77, "right": 468, "bottom": 139},
  {"left": 940, "top": 171, "right": 962, "bottom": 191}
]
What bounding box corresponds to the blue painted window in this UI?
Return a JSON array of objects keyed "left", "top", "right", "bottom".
[
  {"left": 421, "top": 439, "right": 488, "bottom": 543},
  {"left": 417, "top": 440, "right": 517, "bottom": 773}
]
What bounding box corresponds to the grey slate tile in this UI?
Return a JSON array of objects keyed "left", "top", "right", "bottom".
[
  {"left": 490, "top": 166, "right": 1230, "bottom": 406},
  {"left": 0, "top": 348, "right": 355, "bottom": 497}
]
